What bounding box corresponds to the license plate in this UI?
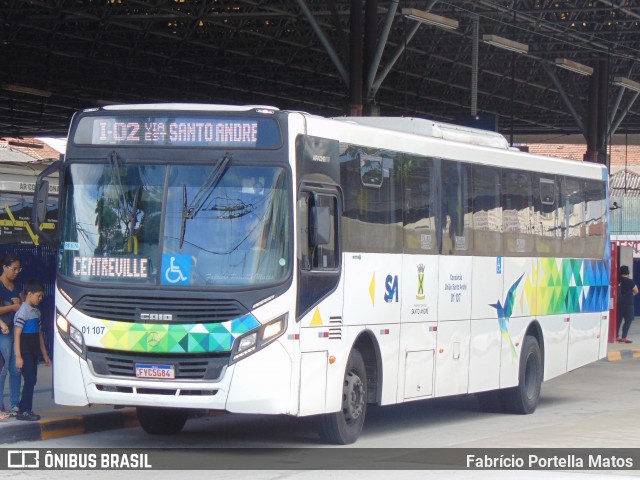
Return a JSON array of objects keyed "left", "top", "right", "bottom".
[{"left": 135, "top": 363, "right": 175, "bottom": 379}]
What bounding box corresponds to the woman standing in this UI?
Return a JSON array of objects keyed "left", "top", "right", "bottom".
[
  {"left": 0, "top": 253, "right": 23, "bottom": 416},
  {"left": 617, "top": 265, "right": 639, "bottom": 344}
]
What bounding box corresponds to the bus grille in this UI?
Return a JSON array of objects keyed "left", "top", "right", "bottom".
[
  {"left": 75, "top": 295, "right": 247, "bottom": 323},
  {"left": 87, "top": 349, "right": 230, "bottom": 381}
]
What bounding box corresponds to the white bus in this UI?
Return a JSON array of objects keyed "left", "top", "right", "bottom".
[{"left": 33, "top": 104, "right": 609, "bottom": 444}]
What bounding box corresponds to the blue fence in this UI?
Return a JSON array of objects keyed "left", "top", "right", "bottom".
[{"left": 0, "top": 244, "right": 57, "bottom": 357}]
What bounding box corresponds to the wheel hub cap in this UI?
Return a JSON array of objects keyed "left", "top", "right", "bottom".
[{"left": 343, "top": 371, "right": 365, "bottom": 422}]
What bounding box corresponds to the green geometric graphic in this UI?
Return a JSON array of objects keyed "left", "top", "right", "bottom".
[
  {"left": 522, "top": 258, "right": 609, "bottom": 316},
  {"left": 98, "top": 314, "right": 260, "bottom": 353}
]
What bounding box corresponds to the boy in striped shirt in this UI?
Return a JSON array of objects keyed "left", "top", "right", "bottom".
[{"left": 14, "top": 279, "right": 51, "bottom": 421}]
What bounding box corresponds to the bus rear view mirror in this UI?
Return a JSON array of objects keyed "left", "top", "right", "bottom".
[
  {"left": 34, "top": 180, "right": 49, "bottom": 225},
  {"left": 31, "top": 160, "right": 61, "bottom": 246},
  {"left": 540, "top": 178, "right": 555, "bottom": 206},
  {"left": 360, "top": 154, "right": 383, "bottom": 188}
]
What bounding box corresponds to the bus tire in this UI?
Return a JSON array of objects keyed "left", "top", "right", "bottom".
[
  {"left": 501, "top": 335, "right": 542, "bottom": 414},
  {"left": 318, "top": 349, "right": 367, "bottom": 445},
  {"left": 137, "top": 407, "right": 188, "bottom": 435}
]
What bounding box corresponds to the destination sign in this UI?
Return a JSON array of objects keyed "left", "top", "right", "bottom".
[
  {"left": 73, "top": 256, "right": 148, "bottom": 279},
  {"left": 73, "top": 115, "right": 281, "bottom": 148}
]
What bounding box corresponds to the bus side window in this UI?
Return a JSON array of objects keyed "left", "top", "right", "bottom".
[
  {"left": 502, "top": 170, "right": 533, "bottom": 256},
  {"left": 561, "top": 177, "right": 586, "bottom": 257},
  {"left": 535, "top": 176, "right": 561, "bottom": 256},
  {"left": 472, "top": 165, "right": 502, "bottom": 256},
  {"left": 441, "top": 161, "right": 471, "bottom": 255},
  {"left": 297, "top": 194, "right": 311, "bottom": 270},
  {"left": 296, "top": 189, "right": 341, "bottom": 318},
  {"left": 298, "top": 192, "right": 339, "bottom": 271},
  {"left": 584, "top": 180, "right": 606, "bottom": 258},
  {"left": 403, "top": 155, "right": 437, "bottom": 254},
  {"left": 310, "top": 194, "right": 338, "bottom": 269}
]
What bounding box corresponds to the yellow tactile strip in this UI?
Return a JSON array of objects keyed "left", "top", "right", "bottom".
[{"left": 607, "top": 349, "right": 640, "bottom": 362}]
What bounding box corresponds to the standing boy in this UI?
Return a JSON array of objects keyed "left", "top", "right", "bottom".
[{"left": 13, "top": 279, "right": 50, "bottom": 421}]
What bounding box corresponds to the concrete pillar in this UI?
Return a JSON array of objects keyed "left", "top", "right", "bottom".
[
  {"left": 349, "top": 0, "right": 364, "bottom": 116},
  {"left": 364, "top": 0, "right": 378, "bottom": 116},
  {"left": 584, "top": 59, "right": 609, "bottom": 165}
]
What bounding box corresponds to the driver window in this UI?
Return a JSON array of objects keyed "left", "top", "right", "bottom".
[{"left": 297, "top": 192, "right": 339, "bottom": 271}]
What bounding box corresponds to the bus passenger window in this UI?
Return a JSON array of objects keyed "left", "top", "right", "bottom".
[
  {"left": 403, "top": 156, "right": 437, "bottom": 254},
  {"left": 339, "top": 144, "right": 402, "bottom": 253},
  {"left": 502, "top": 171, "right": 533, "bottom": 256},
  {"left": 441, "top": 162, "right": 470, "bottom": 255},
  {"left": 535, "top": 176, "right": 561, "bottom": 256},
  {"left": 472, "top": 165, "right": 502, "bottom": 256},
  {"left": 561, "top": 177, "right": 586, "bottom": 257},
  {"left": 584, "top": 180, "right": 606, "bottom": 258}
]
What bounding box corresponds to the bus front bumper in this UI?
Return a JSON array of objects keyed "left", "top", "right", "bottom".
[{"left": 53, "top": 331, "right": 294, "bottom": 415}]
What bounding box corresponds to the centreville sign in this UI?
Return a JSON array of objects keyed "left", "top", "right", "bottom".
[{"left": 73, "top": 257, "right": 148, "bottom": 278}]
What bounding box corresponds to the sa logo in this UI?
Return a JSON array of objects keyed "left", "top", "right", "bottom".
[{"left": 384, "top": 275, "right": 399, "bottom": 303}]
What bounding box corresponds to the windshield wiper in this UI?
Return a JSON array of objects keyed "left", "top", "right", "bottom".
[
  {"left": 108, "top": 151, "right": 132, "bottom": 223},
  {"left": 179, "top": 184, "right": 188, "bottom": 249},
  {"left": 179, "top": 155, "right": 231, "bottom": 248},
  {"left": 109, "top": 151, "right": 143, "bottom": 253},
  {"left": 127, "top": 186, "right": 141, "bottom": 253}
]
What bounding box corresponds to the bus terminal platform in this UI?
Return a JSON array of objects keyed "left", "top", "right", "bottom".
[{"left": 0, "top": 320, "right": 639, "bottom": 444}]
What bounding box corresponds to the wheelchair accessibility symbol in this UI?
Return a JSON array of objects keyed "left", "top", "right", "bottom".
[{"left": 161, "top": 254, "right": 191, "bottom": 285}]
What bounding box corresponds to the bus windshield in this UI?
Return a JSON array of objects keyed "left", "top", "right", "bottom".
[{"left": 60, "top": 161, "right": 290, "bottom": 287}]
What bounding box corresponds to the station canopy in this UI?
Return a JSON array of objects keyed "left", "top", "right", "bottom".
[{"left": 1, "top": 1, "right": 640, "bottom": 143}]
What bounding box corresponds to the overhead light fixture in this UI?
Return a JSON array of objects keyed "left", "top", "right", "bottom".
[
  {"left": 401, "top": 8, "right": 459, "bottom": 30},
  {"left": 482, "top": 34, "right": 529, "bottom": 54},
  {"left": 554, "top": 58, "right": 593, "bottom": 76},
  {"left": 613, "top": 77, "right": 640, "bottom": 93},
  {"left": 3, "top": 84, "right": 52, "bottom": 98}
]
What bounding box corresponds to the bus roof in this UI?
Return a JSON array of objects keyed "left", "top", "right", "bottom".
[
  {"left": 93, "top": 104, "right": 279, "bottom": 113},
  {"left": 334, "top": 116, "right": 510, "bottom": 150},
  {"left": 73, "top": 104, "right": 606, "bottom": 180}
]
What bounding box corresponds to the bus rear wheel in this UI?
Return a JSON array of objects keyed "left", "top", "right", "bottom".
[
  {"left": 137, "top": 407, "right": 188, "bottom": 435},
  {"left": 318, "top": 349, "right": 367, "bottom": 445},
  {"left": 501, "top": 335, "right": 542, "bottom": 414}
]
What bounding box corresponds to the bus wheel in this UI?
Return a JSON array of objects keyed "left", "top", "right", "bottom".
[
  {"left": 137, "top": 407, "right": 188, "bottom": 435},
  {"left": 318, "top": 349, "right": 367, "bottom": 445},
  {"left": 501, "top": 335, "right": 542, "bottom": 414}
]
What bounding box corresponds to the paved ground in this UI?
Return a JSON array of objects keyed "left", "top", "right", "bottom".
[
  {"left": 0, "top": 319, "right": 638, "bottom": 444},
  {"left": 606, "top": 319, "right": 640, "bottom": 360}
]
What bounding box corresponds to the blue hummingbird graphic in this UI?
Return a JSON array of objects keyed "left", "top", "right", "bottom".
[{"left": 490, "top": 273, "right": 525, "bottom": 360}]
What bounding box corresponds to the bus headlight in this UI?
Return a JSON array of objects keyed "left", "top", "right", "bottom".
[
  {"left": 230, "top": 314, "right": 287, "bottom": 365},
  {"left": 56, "top": 312, "right": 86, "bottom": 359},
  {"left": 237, "top": 332, "right": 258, "bottom": 354},
  {"left": 263, "top": 320, "right": 284, "bottom": 340}
]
